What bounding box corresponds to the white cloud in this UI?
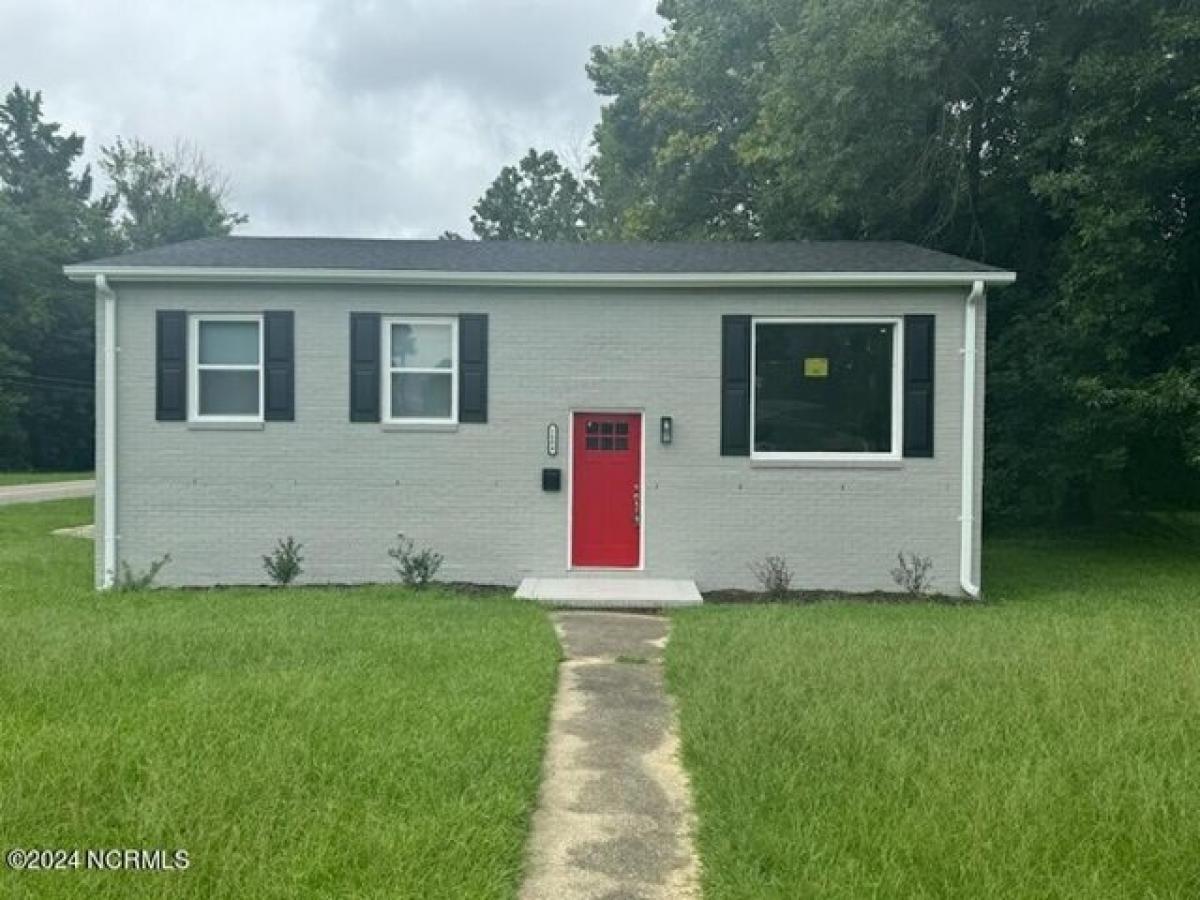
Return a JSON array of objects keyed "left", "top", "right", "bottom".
[{"left": 0, "top": 0, "right": 662, "bottom": 237}]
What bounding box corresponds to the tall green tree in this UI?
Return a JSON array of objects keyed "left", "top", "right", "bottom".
[
  {"left": 472, "top": 0, "right": 1200, "bottom": 521},
  {"left": 0, "top": 85, "right": 245, "bottom": 470},
  {"left": 101, "top": 138, "right": 246, "bottom": 251},
  {"left": 470, "top": 149, "right": 595, "bottom": 241},
  {"left": 0, "top": 86, "right": 114, "bottom": 468},
  {"left": 1002, "top": 2, "right": 1200, "bottom": 517},
  {"left": 588, "top": 17, "right": 763, "bottom": 239}
]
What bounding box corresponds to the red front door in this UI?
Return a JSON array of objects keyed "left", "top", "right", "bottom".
[{"left": 571, "top": 412, "right": 642, "bottom": 568}]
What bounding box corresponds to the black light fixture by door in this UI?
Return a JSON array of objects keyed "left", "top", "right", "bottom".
[{"left": 660, "top": 416, "right": 673, "bottom": 445}]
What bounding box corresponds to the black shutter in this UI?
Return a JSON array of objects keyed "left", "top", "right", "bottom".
[
  {"left": 156, "top": 310, "right": 187, "bottom": 421},
  {"left": 264, "top": 311, "right": 294, "bottom": 422},
  {"left": 721, "top": 315, "right": 751, "bottom": 456},
  {"left": 458, "top": 314, "right": 488, "bottom": 423},
  {"left": 349, "top": 313, "right": 381, "bottom": 422},
  {"left": 903, "top": 314, "right": 935, "bottom": 457}
]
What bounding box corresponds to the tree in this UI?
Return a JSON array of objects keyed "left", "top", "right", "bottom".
[
  {"left": 0, "top": 85, "right": 246, "bottom": 470},
  {"left": 471, "top": 0, "right": 1200, "bottom": 521},
  {"left": 587, "top": 19, "right": 763, "bottom": 239},
  {"left": 101, "top": 138, "right": 246, "bottom": 251},
  {"left": 1006, "top": 1, "right": 1200, "bottom": 518},
  {"left": 0, "top": 86, "right": 115, "bottom": 469},
  {"left": 470, "top": 149, "right": 596, "bottom": 241}
]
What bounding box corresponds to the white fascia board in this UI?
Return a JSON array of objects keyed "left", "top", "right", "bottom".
[{"left": 63, "top": 265, "right": 1017, "bottom": 288}]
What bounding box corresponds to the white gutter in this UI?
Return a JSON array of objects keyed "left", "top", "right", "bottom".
[
  {"left": 97, "top": 274, "right": 117, "bottom": 589},
  {"left": 960, "top": 279, "right": 985, "bottom": 599},
  {"left": 63, "top": 265, "right": 1017, "bottom": 289}
]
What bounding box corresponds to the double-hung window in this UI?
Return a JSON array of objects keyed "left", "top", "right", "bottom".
[
  {"left": 383, "top": 317, "right": 458, "bottom": 424},
  {"left": 751, "top": 317, "right": 903, "bottom": 461},
  {"left": 189, "top": 314, "right": 264, "bottom": 422}
]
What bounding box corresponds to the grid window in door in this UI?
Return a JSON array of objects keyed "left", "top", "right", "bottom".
[
  {"left": 585, "top": 420, "right": 630, "bottom": 452},
  {"left": 383, "top": 318, "right": 457, "bottom": 423}
]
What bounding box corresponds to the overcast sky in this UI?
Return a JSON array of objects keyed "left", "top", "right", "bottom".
[{"left": 1, "top": 0, "right": 662, "bottom": 237}]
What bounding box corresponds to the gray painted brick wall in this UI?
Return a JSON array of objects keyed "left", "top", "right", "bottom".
[{"left": 95, "top": 281, "right": 986, "bottom": 594}]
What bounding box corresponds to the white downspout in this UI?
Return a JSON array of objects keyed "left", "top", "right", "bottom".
[
  {"left": 97, "top": 274, "right": 117, "bottom": 589},
  {"left": 960, "top": 280, "right": 984, "bottom": 598}
]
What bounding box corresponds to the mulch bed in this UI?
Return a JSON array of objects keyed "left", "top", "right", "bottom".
[{"left": 702, "top": 588, "right": 973, "bottom": 605}]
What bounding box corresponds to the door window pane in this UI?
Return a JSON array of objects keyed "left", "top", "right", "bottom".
[
  {"left": 390, "top": 373, "right": 453, "bottom": 418},
  {"left": 199, "top": 369, "right": 260, "bottom": 416},
  {"left": 199, "top": 321, "right": 259, "bottom": 365},
  {"left": 390, "top": 323, "right": 453, "bottom": 369},
  {"left": 754, "top": 323, "right": 894, "bottom": 453}
]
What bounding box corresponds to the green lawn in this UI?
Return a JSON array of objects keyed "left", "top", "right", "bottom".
[
  {"left": 0, "top": 470, "right": 93, "bottom": 486},
  {"left": 669, "top": 523, "right": 1200, "bottom": 899},
  {"left": 6, "top": 498, "right": 1199, "bottom": 898},
  {"left": 0, "top": 500, "right": 559, "bottom": 899}
]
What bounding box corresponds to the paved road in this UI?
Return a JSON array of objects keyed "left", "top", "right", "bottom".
[{"left": 0, "top": 480, "right": 95, "bottom": 506}]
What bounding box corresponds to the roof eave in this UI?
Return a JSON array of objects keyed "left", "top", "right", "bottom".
[{"left": 62, "top": 265, "right": 1016, "bottom": 288}]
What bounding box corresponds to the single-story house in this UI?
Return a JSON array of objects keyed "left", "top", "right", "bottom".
[{"left": 65, "top": 238, "right": 1014, "bottom": 601}]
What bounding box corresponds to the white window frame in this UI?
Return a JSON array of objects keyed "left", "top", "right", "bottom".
[
  {"left": 382, "top": 316, "right": 459, "bottom": 425},
  {"left": 188, "top": 313, "right": 264, "bottom": 423},
  {"left": 750, "top": 316, "right": 904, "bottom": 462}
]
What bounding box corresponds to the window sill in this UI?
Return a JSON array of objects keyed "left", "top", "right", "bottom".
[
  {"left": 187, "top": 420, "right": 265, "bottom": 431},
  {"left": 381, "top": 422, "right": 460, "bottom": 433},
  {"left": 750, "top": 457, "right": 904, "bottom": 470}
]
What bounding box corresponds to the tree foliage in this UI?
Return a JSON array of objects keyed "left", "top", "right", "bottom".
[
  {"left": 101, "top": 138, "right": 247, "bottom": 251},
  {"left": 0, "top": 85, "right": 244, "bottom": 470},
  {"left": 475, "top": 0, "right": 1200, "bottom": 521},
  {"left": 470, "top": 149, "right": 595, "bottom": 241}
]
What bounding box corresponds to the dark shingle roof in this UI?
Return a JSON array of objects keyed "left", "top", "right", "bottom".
[{"left": 72, "top": 236, "right": 1004, "bottom": 274}]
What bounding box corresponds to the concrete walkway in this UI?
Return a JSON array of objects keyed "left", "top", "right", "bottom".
[
  {"left": 521, "top": 612, "right": 701, "bottom": 900},
  {"left": 0, "top": 479, "right": 94, "bottom": 506}
]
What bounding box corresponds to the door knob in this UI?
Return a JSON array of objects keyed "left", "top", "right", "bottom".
[{"left": 632, "top": 484, "right": 641, "bottom": 526}]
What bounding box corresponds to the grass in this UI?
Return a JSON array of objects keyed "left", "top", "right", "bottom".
[
  {"left": 668, "top": 522, "right": 1200, "bottom": 899},
  {"left": 0, "top": 499, "right": 559, "bottom": 899},
  {"left": 0, "top": 470, "right": 93, "bottom": 486}
]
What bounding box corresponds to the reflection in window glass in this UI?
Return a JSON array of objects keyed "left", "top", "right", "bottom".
[
  {"left": 754, "top": 323, "right": 894, "bottom": 454},
  {"left": 199, "top": 370, "right": 260, "bottom": 416},
  {"left": 386, "top": 319, "right": 457, "bottom": 422},
  {"left": 199, "top": 321, "right": 259, "bottom": 365},
  {"left": 390, "top": 373, "right": 453, "bottom": 419},
  {"left": 390, "top": 323, "right": 453, "bottom": 368}
]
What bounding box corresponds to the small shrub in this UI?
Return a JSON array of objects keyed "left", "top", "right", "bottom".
[
  {"left": 113, "top": 554, "right": 171, "bottom": 592},
  {"left": 891, "top": 551, "right": 934, "bottom": 595},
  {"left": 388, "top": 533, "right": 444, "bottom": 588},
  {"left": 262, "top": 537, "right": 304, "bottom": 586},
  {"left": 749, "top": 555, "right": 794, "bottom": 599}
]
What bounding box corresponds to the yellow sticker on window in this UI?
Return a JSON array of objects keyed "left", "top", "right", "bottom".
[{"left": 804, "top": 357, "right": 829, "bottom": 378}]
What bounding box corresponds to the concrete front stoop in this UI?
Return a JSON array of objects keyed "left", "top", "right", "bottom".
[{"left": 515, "top": 577, "right": 702, "bottom": 610}]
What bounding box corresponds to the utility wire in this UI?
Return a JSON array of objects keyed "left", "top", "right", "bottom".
[
  {"left": 6, "top": 373, "right": 95, "bottom": 387},
  {"left": 0, "top": 378, "right": 95, "bottom": 396}
]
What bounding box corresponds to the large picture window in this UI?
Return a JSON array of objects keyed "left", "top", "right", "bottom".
[
  {"left": 383, "top": 317, "right": 458, "bottom": 423},
  {"left": 189, "top": 314, "right": 263, "bottom": 421},
  {"left": 752, "top": 318, "right": 902, "bottom": 460}
]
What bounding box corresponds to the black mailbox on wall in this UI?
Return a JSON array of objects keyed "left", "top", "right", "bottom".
[{"left": 542, "top": 468, "right": 562, "bottom": 492}]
